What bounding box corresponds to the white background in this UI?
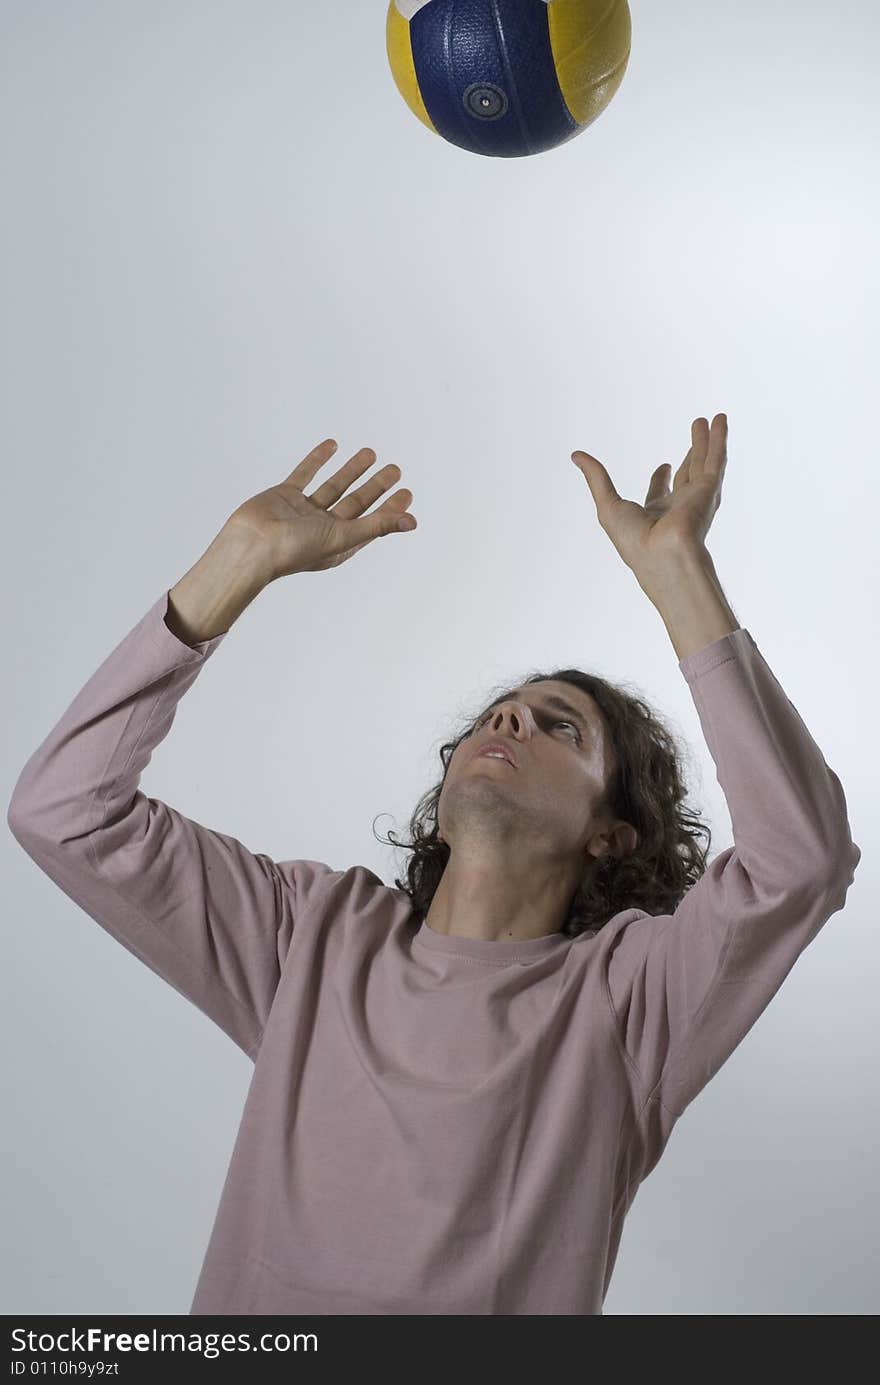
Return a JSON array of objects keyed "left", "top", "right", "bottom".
[{"left": 2, "top": 0, "right": 877, "bottom": 1315}]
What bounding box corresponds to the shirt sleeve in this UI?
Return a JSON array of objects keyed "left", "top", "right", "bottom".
[
  {"left": 603, "top": 627, "right": 861, "bottom": 1125},
  {"left": 7, "top": 590, "right": 338, "bottom": 1061}
]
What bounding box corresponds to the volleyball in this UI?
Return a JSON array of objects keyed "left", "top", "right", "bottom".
[{"left": 386, "top": 0, "right": 632, "bottom": 159}]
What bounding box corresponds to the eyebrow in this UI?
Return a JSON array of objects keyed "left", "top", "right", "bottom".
[{"left": 485, "top": 692, "right": 596, "bottom": 742}]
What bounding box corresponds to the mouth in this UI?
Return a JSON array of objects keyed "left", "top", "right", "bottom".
[{"left": 475, "top": 744, "right": 517, "bottom": 768}]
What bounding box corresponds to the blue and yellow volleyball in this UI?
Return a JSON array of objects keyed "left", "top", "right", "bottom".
[{"left": 386, "top": 0, "right": 632, "bottom": 159}]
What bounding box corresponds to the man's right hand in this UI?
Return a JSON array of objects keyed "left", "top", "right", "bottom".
[{"left": 226, "top": 438, "right": 418, "bottom": 580}]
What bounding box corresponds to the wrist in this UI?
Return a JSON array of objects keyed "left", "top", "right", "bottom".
[
  {"left": 635, "top": 544, "right": 716, "bottom": 602},
  {"left": 636, "top": 547, "right": 741, "bottom": 662},
  {"left": 216, "top": 518, "right": 278, "bottom": 588},
  {"left": 166, "top": 525, "right": 272, "bottom": 647}
]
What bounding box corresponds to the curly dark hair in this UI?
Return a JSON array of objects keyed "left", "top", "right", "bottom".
[{"left": 373, "top": 666, "right": 713, "bottom": 940}]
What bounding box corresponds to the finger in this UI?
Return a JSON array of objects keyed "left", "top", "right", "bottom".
[
  {"left": 571, "top": 451, "right": 621, "bottom": 518},
  {"left": 285, "top": 438, "right": 341, "bottom": 489},
  {"left": 672, "top": 418, "right": 706, "bottom": 489},
  {"left": 688, "top": 415, "right": 728, "bottom": 482},
  {"left": 347, "top": 493, "right": 417, "bottom": 544},
  {"left": 644, "top": 462, "right": 671, "bottom": 505},
  {"left": 704, "top": 413, "right": 728, "bottom": 479},
  {"left": 328, "top": 493, "right": 418, "bottom": 567},
  {"left": 327, "top": 466, "right": 405, "bottom": 521},
  {"left": 307, "top": 447, "right": 389, "bottom": 509}
]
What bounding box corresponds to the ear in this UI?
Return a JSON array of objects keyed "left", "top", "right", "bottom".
[
  {"left": 610, "top": 823, "right": 639, "bottom": 859},
  {"left": 586, "top": 821, "right": 639, "bottom": 863}
]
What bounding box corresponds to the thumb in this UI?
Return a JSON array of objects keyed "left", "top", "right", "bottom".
[
  {"left": 350, "top": 507, "right": 417, "bottom": 546},
  {"left": 571, "top": 450, "right": 620, "bottom": 517}
]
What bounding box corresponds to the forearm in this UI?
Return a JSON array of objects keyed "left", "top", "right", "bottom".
[
  {"left": 639, "top": 547, "right": 741, "bottom": 661},
  {"left": 166, "top": 523, "right": 273, "bottom": 646}
]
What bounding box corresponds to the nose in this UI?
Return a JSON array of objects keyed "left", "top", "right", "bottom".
[{"left": 485, "top": 702, "right": 534, "bottom": 738}]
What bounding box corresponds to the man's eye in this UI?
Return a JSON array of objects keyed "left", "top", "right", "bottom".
[{"left": 472, "top": 710, "right": 580, "bottom": 742}]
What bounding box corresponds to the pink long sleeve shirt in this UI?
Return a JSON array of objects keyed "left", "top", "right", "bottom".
[{"left": 7, "top": 590, "right": 860, "bottom": 1315}]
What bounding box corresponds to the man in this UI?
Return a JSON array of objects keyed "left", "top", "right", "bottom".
[{"left": 7, "top": 417, "right": 860, "bottom": 1314}]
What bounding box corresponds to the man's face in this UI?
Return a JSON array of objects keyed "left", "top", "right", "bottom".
[{"left": 437, "top": 680, "right": 615, "bottom": 861}]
